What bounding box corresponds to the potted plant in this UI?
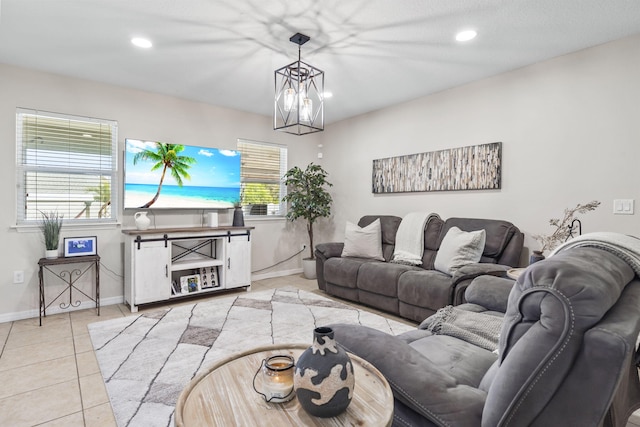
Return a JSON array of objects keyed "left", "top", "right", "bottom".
[
  {"left": 282, "top": 163, "right": 333, "bottom": 279},
  {"left": 39, "top": 211, "right": 63, "bottom": 259}
]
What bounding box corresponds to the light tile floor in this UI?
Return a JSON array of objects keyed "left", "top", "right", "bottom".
[{"left": 0, "top": 274, "right": 638, "bottom": 426}]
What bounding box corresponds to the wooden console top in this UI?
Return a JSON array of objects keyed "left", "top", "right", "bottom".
[{"left": 121, "top": 226, "right": 255, "bottom": 235}]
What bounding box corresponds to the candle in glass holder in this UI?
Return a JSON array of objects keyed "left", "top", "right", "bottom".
[{"left": 262, "top": 355, "right": 294, "bottom": 403}]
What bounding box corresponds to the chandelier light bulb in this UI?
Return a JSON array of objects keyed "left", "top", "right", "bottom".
[{"left": 284, "top": 88, "right": 296, "bottom": 112}]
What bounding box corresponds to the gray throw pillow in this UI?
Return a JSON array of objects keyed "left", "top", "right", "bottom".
[
  {"left": 434, "top": 226, "right": 486, "bottom": 275},
  {"left": 341, "top": 219, "right": 384, "bottom": 260}
]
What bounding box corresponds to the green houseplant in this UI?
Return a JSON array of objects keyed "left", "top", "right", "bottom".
[
  {"left": 39, "top": 211, "right": 63, "bottom": 258},
  {"left": 282, "top": 163, "right": 333, "bottom": 278}
]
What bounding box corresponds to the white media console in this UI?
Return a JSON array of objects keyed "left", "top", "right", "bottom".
[{"left": 122, "top": 226, "right": 253, "bottom": 312}]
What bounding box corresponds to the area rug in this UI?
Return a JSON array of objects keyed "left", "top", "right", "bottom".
[{"left": 88, "top": 287, "right": 414, "bottom": 427}]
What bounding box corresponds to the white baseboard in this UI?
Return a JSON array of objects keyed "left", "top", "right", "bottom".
[
  {"left": 251, "top": 268, "right": 303, "bottom": 282},
  {"left": 0, "top": 295, "right": 124, "bottom": 324}
]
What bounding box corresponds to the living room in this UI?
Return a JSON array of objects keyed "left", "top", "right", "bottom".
[{"left": 1, "top": 1, "right": 640, "bottom": 426}]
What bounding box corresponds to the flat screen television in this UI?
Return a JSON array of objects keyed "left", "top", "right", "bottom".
[{"left": 124, "top": 139, "right": 241, "bottom": 210}]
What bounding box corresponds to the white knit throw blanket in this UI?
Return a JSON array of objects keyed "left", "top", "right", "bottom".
[
  {"left": 391, "top": 212, "right": 440, "bottom": 266},
  {"left": 420, "top": 306, "right": 502, "bottom": 352},
  {"left": 550, "top": 232, "right": 640, "bottom": 276}
]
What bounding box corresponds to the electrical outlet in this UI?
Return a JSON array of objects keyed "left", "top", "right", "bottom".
[{"left": 13, "top": 270, "right": 24, "bottom": 284}]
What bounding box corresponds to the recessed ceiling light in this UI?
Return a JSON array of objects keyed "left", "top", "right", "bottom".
[
  {"left": 455, "top": 30, "right": 477, "bottom": 42},
  {"left": 131, "top": 37, "right": 153, "bottom": 48}
]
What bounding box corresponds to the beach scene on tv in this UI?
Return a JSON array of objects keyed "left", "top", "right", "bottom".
[{"left": 124, "top": 139, "right": 241, "bottom": 209}]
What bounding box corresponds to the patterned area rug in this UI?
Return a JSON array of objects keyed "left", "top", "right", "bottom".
[{"left": 88, "top": 288, "right": 414, "bottom": 427}]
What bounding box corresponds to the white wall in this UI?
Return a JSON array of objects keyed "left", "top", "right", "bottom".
[
  {"left": 2, "top": 32, "right": 639, "bottom": 321},
  {"left": 318, "top": 34, "right": 640, "bottom": 264},
  {"left": 0, "top": 63, "right": 320, "bottom": 321}
]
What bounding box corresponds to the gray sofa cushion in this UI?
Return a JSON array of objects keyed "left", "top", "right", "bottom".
[
  {"left": 324, "top": 257, "right": 370, "bottom": 289},
  {"left": 331, "top": 323, "right": 488, "bottom": 427},
  {"left": 397, "top": 270, "right": 453, "bottom": 311},
  {"left": 357, "top": 262, "right": 417, "bottom": 297}
]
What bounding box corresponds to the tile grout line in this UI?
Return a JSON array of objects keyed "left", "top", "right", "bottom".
[
  {"left": 70, "top": 313, "right": 89, "bottom": 427},
  {"left": 0, "top": 321, "right": 14, "bottom": 359}
]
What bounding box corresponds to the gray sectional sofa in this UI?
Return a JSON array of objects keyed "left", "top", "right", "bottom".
[
  {"left": 315, "top": 215, "right": 524, "bottom": 322},
  {"left": 331, "top": 246, "right": 640, "bottom": 426}
]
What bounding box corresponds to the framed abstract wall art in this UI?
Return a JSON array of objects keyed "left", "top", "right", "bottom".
[{"left": 372, "top": 142, "right": 502, "bottom": 193}]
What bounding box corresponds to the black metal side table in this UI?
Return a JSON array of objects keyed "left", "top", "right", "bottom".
[{"left": 38, "top": 255, "right": 100, "bottom": 326}]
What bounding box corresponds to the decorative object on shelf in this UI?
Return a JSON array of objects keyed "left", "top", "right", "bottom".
[
  {"left": 232, "top": 200, "right": 245, "bottom": 227},
  {"left": 206, "top": 212, "right": 218, "bottom": 227},
  {"left": 63, "top": 236, "right": 97, "bottom": 257},
  {"left": 372, "top": 142, "right": 502, "bottom": 193},
  {"left": 529, "top": 250, "right": 545, "bottom": 265},
  {"left": 199, "top": 266, "right": 219, "bottom": 289},
  {"left": 39, "top": 211, "right": 63, "bottom": 259},
  {"left": 253, "top": 354, "right": 295, "bottom": 403},
  {"left": 533, "top": 200, "right": 601, "bottom": 254},
  {"left": 294, "top": 326, "right": 354, "bottom": 418},
  {"left": 282, "top": 163, "right": 333, "bottom": 279},
  {"left": 134, "top": 211, "right": 151, "bottom": 230},
  {"left": 171, "top": 280, "right": 180, "bottom": 295},
  {"left": 180, "top": 274, "right": 201, "bottom": 293},
  {"left": 274, "top": 32, "right": 324, "bottom": 136}
]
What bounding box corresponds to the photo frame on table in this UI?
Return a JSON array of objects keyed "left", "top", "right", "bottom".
[
  {"left": 180, "top": 274, "right": 201, "bottom": 293},
  {"left": 64, "top": 236, "right": 97, "bottom": 257}
]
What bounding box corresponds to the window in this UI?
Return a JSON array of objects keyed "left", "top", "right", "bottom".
[
  {"left": 237, "top": 139, "right": 287, "bottom": 216},
  {"left": 16, "top": 108, "right": 118, "bottom": 225}
]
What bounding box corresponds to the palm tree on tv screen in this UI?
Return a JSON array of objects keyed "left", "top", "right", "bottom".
[{"left": 133, "top": 142, "right": 196, "bottom": 208}]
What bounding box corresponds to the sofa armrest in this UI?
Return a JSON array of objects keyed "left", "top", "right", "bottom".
[
  {"left": 330, "top": 323, "right": 485, "bottom": 427},
  {"left": 450, "top": 263, "right": 511, "bottom": 305},
  {"left": 315, "top": 242, "right": 345, "bottom": 259},
  {"left": 315, "top": 242, "right": 345, "bottom": 291},
  {"left": 464, "top": 275, "right": 515, "bottom": 313}
]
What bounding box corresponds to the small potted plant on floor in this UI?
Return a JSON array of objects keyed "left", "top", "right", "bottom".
[
  {"left": 39, "top": 211, "right": 63, "bottom": 259},
  {"left": 282, "top": 163, "right": 333, "bottom": 279}
]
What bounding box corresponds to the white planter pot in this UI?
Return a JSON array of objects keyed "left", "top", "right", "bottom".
[
  {"left": 45, "top": 249, "right": 58, "bottom": 259},
  {"left": 302, "top": 258, "right": 316, "bottom": 280}
]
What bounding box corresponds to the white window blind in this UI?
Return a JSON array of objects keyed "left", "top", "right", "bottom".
[
  {"left": 237, "top": 139, "right": 287, "bottom": 216},
  {"left": 16, "top": 108, "right": 118, "bottom": 224}
]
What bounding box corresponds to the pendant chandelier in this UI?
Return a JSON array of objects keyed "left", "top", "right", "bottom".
[{"left": 274, "top": 33, "right": 324, "bottom": 135}]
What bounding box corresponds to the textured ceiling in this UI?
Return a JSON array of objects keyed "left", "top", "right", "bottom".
[{"left": 1, "top": 0, "right": 639, "bottom": 124}]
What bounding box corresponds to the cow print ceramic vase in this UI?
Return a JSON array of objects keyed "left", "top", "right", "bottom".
[{"left": 294, "top": 326, "right": 355, "bottom": 418}]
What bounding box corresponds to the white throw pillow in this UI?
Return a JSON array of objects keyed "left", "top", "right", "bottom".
[
  {"left": 434, "top": 226, "right": 486, "bottom": 275},
  {"left": 341, "top": 219, "right": 385, "bottom": 260}
]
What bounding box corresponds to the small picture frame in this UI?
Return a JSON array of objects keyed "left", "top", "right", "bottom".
[
  {"left": 180, "top": 274, "right": 201, "bottom": 293},
  {"left": 199, "top": 266, "right": 219, "bottom": 289},
  {"left": 64, "top": 236, "right": 97, "bottom": 257}
]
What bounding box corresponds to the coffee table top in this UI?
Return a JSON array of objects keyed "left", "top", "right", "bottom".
[{"left": 175, "top": 343, "right": 393, "bottom": 427}]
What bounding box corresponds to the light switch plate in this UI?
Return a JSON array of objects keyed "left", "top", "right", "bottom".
[{"left": 613, "top": 199, "right": 634, "bottom": 215}]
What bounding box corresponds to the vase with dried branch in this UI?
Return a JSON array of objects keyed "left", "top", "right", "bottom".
[{"left": 533, "top": 200, "right": 601, "bottom": 256}]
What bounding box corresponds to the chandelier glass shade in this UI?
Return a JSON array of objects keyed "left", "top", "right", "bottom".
[{"left": 274, "top": 33, "right": 324, "bottom": 135}]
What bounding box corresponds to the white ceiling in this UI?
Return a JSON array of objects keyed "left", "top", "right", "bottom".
[{"left": 1, "top": 0, "right": 640, "bottom": 124}]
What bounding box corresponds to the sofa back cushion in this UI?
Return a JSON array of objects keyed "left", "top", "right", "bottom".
[
  {"left": 439, "top": 218, "right": 522, "bottom": 266},
  {"left": 358, "top": 215, "right": 402, "bottom": 261}
]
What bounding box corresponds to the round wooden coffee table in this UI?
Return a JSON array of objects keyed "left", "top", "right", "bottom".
[{"left": 175, "top": 343, "right": 393, "bottom": 426}]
